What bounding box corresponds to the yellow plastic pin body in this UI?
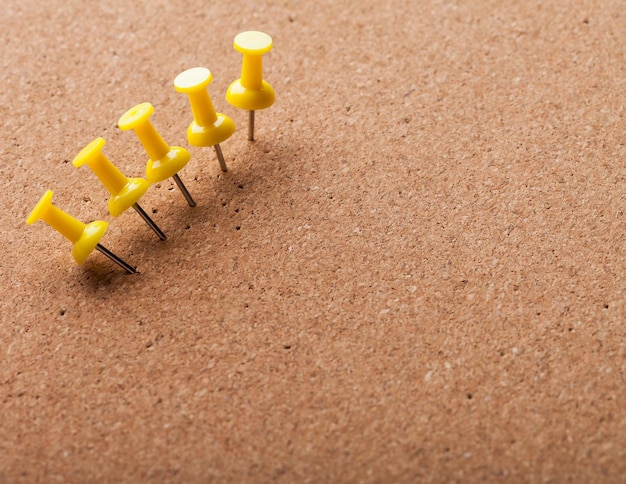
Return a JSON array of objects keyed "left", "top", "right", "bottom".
[
  {"left": 174, "top": 67, "right": 235, "bottom": 147},
  {"left": 73, "top": 137, "right": 150, "bottom": 217},
  {"left": 226, "top": 31, "right": 275, "bottom": 111},
  {"left": 26, "top": 190, "right": 108, "bottom": 264},
  {"left": 118, "top": 102, "right": 191, "bottom": 183}
]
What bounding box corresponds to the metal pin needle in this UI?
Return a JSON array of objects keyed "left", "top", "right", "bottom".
[
  {"left": 214, "top": 144, "right": 228, "bottom": 172},
  {"left": 132, "top": 203, "right": 166, "bottom": 240},
  {"left": 95, "top": 244, "right": 137, "bottom": 274},
  {"left": 172, "top": 174, "right": 196, "bottom": 207},
  {"left": 248, "top": 110, "right": 255, "bottom": 142}
]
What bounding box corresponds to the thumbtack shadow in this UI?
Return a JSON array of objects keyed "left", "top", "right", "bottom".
[
  {"left": 79, "top": 256, "right": 141, "bottom": 291},
  {"left": 74, "top": 133, "right": 308, "bottom": 288}
]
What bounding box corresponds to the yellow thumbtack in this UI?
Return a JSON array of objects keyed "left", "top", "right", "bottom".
[
  {"left": 73, "top": 137, "right": 167, "bottom": 240},
  {"left": 175, "top": 67, "right": 235, "bottom": 172},
  {"left": 118, "top": 102, "right": 196, "bottom": 207},
  {"left": 26, "top": 190, "right": 136, "bottom": 273},
  {"left": 226, "top": 31, "right": 275, "bottom": 141}
]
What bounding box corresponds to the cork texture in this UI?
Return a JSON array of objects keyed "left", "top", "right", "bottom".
[{"left": 1, "top": 0, "right": 625, "bottom": 481}]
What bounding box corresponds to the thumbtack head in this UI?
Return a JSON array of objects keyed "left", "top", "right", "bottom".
[
  {"left": 26, "top": 191, "right": 136, "bottom": 272},
  {"left": 72, "top": 220, "right": 108, "bottom": 265},
  {"left": 186, "top": 117, "right": 235, "bottom": 149},
  {"left": 145, "top": 146, "right": 191, "bottom": 183},
  {"left": 234, "top": 31, "right": 273, "bottom": 55},
  {"left": 227, "top": 30, "right": 275, "bottom": 140},
  {"left": 109, "top": 178, "right": 150, "bottom": 217},
  {"left": 174, "top": 67, "right": 213, "bottom": 93},
  {"left": 175, "top": 66, "right": 236, "bottom": 150},
  {"left": 117, "top": 102, "right": 155, "bottom": 131},
  {"left": 118, "top": 102, "right": 191, "bottom": 184},
  {"left": 73, "top": 137, "right": 106, "bottom": 168},
  {"left": 27, "top": 190, "right": 54, "bottom": 225},
  {"left": 72, "top": 137, "right": 152, "bottom": 218}
]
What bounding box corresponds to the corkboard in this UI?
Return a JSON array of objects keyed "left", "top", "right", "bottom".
[{"left": 2, "top": 0, "right": 625, "bottom": 481}]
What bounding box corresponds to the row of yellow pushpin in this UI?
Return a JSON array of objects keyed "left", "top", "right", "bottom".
[{"left": 26, "top": 31, "right": 275, "bottom": 274}]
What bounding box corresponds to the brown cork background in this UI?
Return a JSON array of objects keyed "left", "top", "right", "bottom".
[{"left": 1, "top": 0, "right": 625, "bottom": 481}]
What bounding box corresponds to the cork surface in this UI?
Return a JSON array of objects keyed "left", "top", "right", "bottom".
[{"left": 2, "top": 0, "right": 625, "bottom": 481}]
